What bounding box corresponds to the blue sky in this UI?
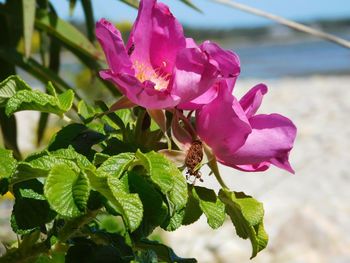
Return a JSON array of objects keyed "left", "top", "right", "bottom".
[{"left": 51, "top": 0, "right": 350, "bottom": 28}]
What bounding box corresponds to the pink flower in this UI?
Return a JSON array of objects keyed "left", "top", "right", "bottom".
[
  {"left": 196, "top": 81, "right": 297, "bottom": 173},
  {"left": 96, "top": 0, "right": 239, "bottom": 109}
]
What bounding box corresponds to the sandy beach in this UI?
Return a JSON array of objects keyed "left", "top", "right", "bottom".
[
  {"left": 2, "top": 74, "right": 350, "bottom": 262},
  {"left": 164, "top": 75, "right": 350, "bottom": 263}
]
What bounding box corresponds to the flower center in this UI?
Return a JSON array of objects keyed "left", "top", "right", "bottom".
[{"left": 133, "top": 61, "right": 170, "bottom": 91}]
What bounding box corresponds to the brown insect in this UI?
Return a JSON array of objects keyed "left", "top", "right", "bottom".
[{"left": 185, "top": 140, "right": 204, "bottom": 183}]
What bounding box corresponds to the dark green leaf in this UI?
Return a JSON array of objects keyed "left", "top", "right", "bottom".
[
  {"left": 81, "top": 0, "right": 95, "bottom": 42},
  {"left": 219, "top": 189, "right": 268, "bottom": 258},
  {"left": 35, "top": 13, "right": 102, "bottom": 61},
  {"left": 136, "top": 239, "right": 197, "bottom": 263},
  {"left": 0, "top": 108, "right": 21, "bottom": 159},
  {"left": 44, "top": 164, "right": 90, "bottom": 217},
  {"left": 48, "top": 123, "right": 106, "bottom": 154},
  {"left": 127, "top": 171, "right": 167, "bottom": 236},
  {"left": 11, "top": 179, "right": 56, "bottom": 234},
  {"left": 182, "top": 187, "right": 202, "bottom": 226}
]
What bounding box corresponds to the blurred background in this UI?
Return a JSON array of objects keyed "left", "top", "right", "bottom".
[{"left": 1, "top": 0, "right": 350, "bottom": 262}]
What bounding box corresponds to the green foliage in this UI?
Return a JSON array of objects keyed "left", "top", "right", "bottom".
[
  {"left": 0, "top": 0, "right": 270, "bottom": 262},
  {"left": 44, "top": 164, "right": 90, "bottom": 217},
  {"left": 0, "top": 148, "right": 17, "bottom": 179},
  {"left": 219, "top": 189, "right": 268, "bottom": 259}
]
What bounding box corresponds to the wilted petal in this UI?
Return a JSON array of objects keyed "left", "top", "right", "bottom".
[
  {"left": 239, "top": 84, "right": 268, "bottom": 118},
  {"left": 96, "top": 19, "right": 134, "bottom": 75},
  {"left": 127, "top": 0, "right": 186, "bottom": 72},
  {"left": 172, "top": 47, "right": 218, "bottom": 104},
  {"left": 224, "top": 114, "right": 297, "bottom": 173},
  {"left": 196, "top": 85, "right": 251, "bottom": 160}
]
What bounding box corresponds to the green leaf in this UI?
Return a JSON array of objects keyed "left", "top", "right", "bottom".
[
  {"left": 35, "top": 13, "right": 102, "bottom": 61},
  {"left": 119, "top": 0, "right": 139, "bottom": 8},
  {"left": 127, "top": 171, "right": 167, "bottom": 236},
  {"left": 22, "top": 0, "right": 36, "bottom": 57},
  {"left": 81, "top": 0, "right": 95, "bottom": 42},
  {"left": 179, "top": 0, "right": 202, "bottom": 12},
  {"left": 0, "top": 49, "right": 76, "bottom": 97},
  {"left": 0, "top": 108, "right": 21, "bottom": 159},
  {"left": 5, "top": 83, "right": 74, "bottom": 116},
  {"left": 11, "top": 180, "right": 56, "bottom": 234},
  {"left": 0, "top": 75, "right": 31, "bottom": 106},
  {"left": 192, "top": 186, "right": 225, "bottom": 229},
  {"left": 44, "top": 164, "right": 90, "bottom": 217},
  {"left": 88, "top": 171, "right": 143, "bottom": 232},
  {"left": 48, "top": 124, "right": 106, "bottom": 154},
  {"left": 219, "top": 189, "right": 268, "bottom": 258},
  {"left": 137, "top": 151, "right": 188, "bottom": 231},
  {"left": 136, "top": 150, "right": 174, "bottom": 194},
  {"left": 136, "top": 239, "right": 197, "bottom": 263},
  {"left": 107, "top": 176, "right": 143, "bottom": 232},
  {"left": 0, "top": 148, "right": 17, "bottom": 179},
  {"left": 182, "top": 189, "right": 202, "bottom": 226},
  {"left": 96, "top": 153, "right": 135, "bottom": 178},
  {"left": 16, "top": 147, "right": 92, "bottom": 181}
]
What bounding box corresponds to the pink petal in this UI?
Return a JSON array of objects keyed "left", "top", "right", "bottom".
[
  {"left": 171, "top": 47, "right": 218, "bottom": 104},
  {"left": 223, "top": 114, "right": 297, "bottom": 173},
  {"left": 100, "top": 70, "right": 179, "bottom": 109},
  {"left": 127, "top": 0, "right": 186, "bottom": 73},
  {"left": 96, "top": 19, "right": 134, "bottom": 75},
  {"left": 196, "top": 84, "right": 252, "bottom": 160},
  {"left": 178, "top": 78, "right": 237, "bottom": 110},
  {"left": 200, "top": 41, "right": 240, "bottom": 79},
  {"left": 239, "top": 84, "right": 268, "bottom": 118}
]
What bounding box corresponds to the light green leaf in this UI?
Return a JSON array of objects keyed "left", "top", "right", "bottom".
[
  {"left": 87, "top": 171, "right": 143, "bottom": 232},
  {"left": 219, "top": 189, "right": 268, "bottom": 258},
  {"left": 137, "top": 150, "right": 174, "bottom": 194},
  {"left": 119, "top": 0, "right": 139, "bottom": 8},
  {"left": 44, "top": 164, "right": 90, "bottom": 217},
  {"left": 192, "top": 186, "right": 225, "bottom": 229},
  {"left": 107, "top": 176, "right": 143, "bottom": 232},
  {"left": 96, "top": 153, "right": 135, "bottom": 178},
  {"left": 0, "top": 148, "right": 17, "bottom": 179},
  {"left": 0, "top": 75, "right": 31, "bottom": 106},
  {"left": 5, "top": 83, "right": 74, "bottom": 116},
  {"left": 22, "top": 0, "right": 36, "bottom": 57}
]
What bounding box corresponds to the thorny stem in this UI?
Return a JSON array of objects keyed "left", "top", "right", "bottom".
[{"left": 0, "top": 210, "right": 98, "bottom": 263}]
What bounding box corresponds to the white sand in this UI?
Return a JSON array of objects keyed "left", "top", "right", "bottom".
[{"left": 164, "top": 75, "right": 350, "bottom": 263}]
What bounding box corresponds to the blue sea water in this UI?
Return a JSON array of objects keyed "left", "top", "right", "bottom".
[{"left": 228, "top": 38, "right": 350, "bottom": 78}]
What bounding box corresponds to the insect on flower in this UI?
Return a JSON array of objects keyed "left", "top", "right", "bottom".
[{"left": 185, "top": 140, "right": 204, "bottom": 183}]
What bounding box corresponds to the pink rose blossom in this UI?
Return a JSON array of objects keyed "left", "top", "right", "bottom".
[
  {"left": 196, "top": 80, "right": 297, "bottom": 173},
  {"left": 96, "top": 0, "right": 239, "bottom": 109}
]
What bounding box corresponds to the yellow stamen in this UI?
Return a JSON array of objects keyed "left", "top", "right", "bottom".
[{"left": 133, "top": 60, "right": 170, "bottom": 91}]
